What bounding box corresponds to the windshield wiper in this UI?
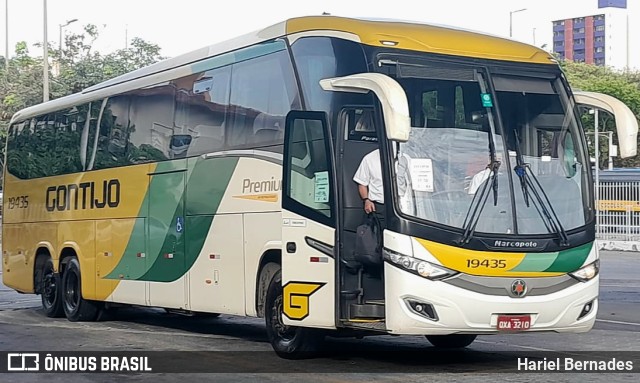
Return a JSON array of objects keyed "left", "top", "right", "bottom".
[
  {"left": 459, "top": 160, "right": 500, "bottom": 244},
  {"left": 513, "top": 131, "right": 570, "bottom": 247}
]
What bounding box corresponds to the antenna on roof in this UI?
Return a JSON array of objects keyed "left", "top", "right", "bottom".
[{"left": 322, "top": 12, "right": 331, "bottom": 15}]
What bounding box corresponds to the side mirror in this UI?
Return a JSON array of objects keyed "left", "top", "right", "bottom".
[{"left": 320, "top": 73, "right": 411, "bottom": 142}]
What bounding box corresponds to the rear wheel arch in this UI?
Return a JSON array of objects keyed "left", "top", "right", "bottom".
[{"left": 256, "top": 250, "right": 281, "bottom": 318}]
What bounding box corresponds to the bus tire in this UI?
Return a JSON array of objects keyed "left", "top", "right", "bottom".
[
  {"left": 40, "top": 257, "right": 64, "bottom": 318},
  {"left": 61, "top": 257, "right": 100, "bottom": 322},
  {"left": 425, "top": 334, "right": 477, "bottom": 349},
  {"left": 265, "top": 269, "right": 323, "bottom": 359}
]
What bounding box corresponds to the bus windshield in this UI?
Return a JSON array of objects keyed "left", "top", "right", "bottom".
[{"left": 391, "top": 60, "right": 591, "bottom": 236}]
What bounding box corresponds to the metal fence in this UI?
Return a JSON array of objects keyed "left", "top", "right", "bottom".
[{"left": 597, "top": 181, "right": 640, "bottom": 242}]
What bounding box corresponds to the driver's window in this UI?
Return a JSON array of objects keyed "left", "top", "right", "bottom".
[{"left": 285, "top": 116, "right": 333, "bottom": 222}]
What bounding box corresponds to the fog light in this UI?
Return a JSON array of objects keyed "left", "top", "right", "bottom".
[
  {"left": 578, "top": 299, "right": 595, "bottom": 320},
  {"left": 405, "top": 299, "right": 438, "bottom": 321}
]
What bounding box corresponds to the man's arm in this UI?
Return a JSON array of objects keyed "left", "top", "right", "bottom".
[{"left": 358, "top": 184, "right": 376, "bottom": 214}]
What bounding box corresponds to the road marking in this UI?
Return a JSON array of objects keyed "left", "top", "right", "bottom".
[
  {"left": 596, "top": 319, "right": 640, "bottom": 327},
  {"left": 474, "top": 339, "right": 555, "bottom": 352}
]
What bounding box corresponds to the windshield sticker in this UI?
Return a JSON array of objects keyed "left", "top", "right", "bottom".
[
  {"left": 481, "top": 93, "right": 494, "bottom": 108},
  {"left": 314, "top": 171, "right": 329, "bottom": 203},
  {"left": 410, "top": 159, "right": 434, "bottom": 192}
]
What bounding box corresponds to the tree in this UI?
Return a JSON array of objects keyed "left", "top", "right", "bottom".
[
  {"left": 561, "top": 60, "right": 640, "bottom": 168},
  {"left": 0, "top": 24, "right": 164, "bottom": 172}
]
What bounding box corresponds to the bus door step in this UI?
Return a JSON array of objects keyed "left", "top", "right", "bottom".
[
  {"left": 343, "top": 319, "right": 387, "bottom": 331},
  {"left": 349, "top": 303, "right": 385, "bottom": 319}
]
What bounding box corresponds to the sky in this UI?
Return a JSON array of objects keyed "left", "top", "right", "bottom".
[{"left": 1, "top": 0, "right": 638, "bottom": 60}]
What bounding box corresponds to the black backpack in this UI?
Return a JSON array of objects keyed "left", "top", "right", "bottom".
[{"left": 354, "top": 214, "right": 382, "bottom": 266}]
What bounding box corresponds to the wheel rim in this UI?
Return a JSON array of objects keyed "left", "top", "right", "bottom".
[
  {"left": 42, "top": 264, "right": 57, "bottom": 308},
  {"left": 271, "top": 294, "right": 295, "bottom": 341},
  {"left": 63, "top": 269, "right": 80, "bottom": 312}
]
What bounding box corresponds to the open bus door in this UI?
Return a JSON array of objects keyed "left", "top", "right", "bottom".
[{"left": 280, "top": 111, "right": 338, "bottom": 331}]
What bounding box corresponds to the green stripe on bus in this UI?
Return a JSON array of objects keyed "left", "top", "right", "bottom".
[
  {"left": 140, "top": 156, "right": 239, "bottom": 282},
  {"left": 543, "top": 242, "right": 593, "bottom": 273},
  {"left": 510, "top": 251, "right": 559, "bottom": 272}
]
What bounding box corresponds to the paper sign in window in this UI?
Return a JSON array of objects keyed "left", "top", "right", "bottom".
[
  {"left": 410, "top": 159, "right": 434, "bottom": 192},
  {"left": 314, "top": 171, "right": 329, "bottom": 203}
]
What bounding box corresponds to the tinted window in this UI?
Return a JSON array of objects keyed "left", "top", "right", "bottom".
[
  {"left": 128, "top": 84, "right": 173, "bottom": 163},
  {"left": 173, "top": 65, "right": 230, "bottom": 157},
  {"left": 228, "top": 49, "right": 300, "bottom": 148},
  {"left": 291, "top": 37, "right": 369, "bottom": 111},
  {"left": 286, "top": 116, "right": 333, "bottom": 222},
  {"left": 93, "top": 96, "right": 131, "bottom": 170},
  {"left": 6, "top": 107, "right": 85, "bottom": 179}
]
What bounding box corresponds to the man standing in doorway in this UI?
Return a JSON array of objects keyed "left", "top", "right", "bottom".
[{"left": 353, "top": 148, "right": 385, "bottom": 226}]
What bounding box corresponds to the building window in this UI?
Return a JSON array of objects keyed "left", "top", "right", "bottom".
[
  {"left": 595, "top": 36, "right": 605, "bottom": 43},
  {"left": 595, "top": 25, "right": 605, "bottom": 32},
  {"left": 573, "top": 17, "right": 585, "bottom": 23},
  {"left": 595, "top": 58, "right": 605, "bottom": 65},
  {"left": 595, "top": 47, "right": 604, "bottom": 53},
  {"left": 574, "top": 27, "right": 585, "bottom": 34},
  {"left": 573, "top": 38, "right": 585, "bottom": 45},
  {"left": 553, "top": 20, "right": 565, "bottom": 26},
  {"left": 553, "top": 31, "right": 564, "bottom": 37},
  {"left": 595, "top": 15, "right": 605, "bottom": 21},
  {"left": 554, "top": 40, "right": 565, "bottom": 47}
]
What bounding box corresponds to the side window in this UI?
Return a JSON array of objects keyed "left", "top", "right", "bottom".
[
  {"left": 6, "top": 120, "right": 30, "bottom": 179},
  {"left": 228, "top": 49, "right": 300, "bottom": 148},
  {"left": 53, "top": 108, "right": 82, "bottom": 175},
  {"left": 173, "top": 65, "right": 230, "bottom": 157},
  {"left": 94, "top": 96, "right": 131, "bottom": 170},
  {"left": 128, "top": 84, "right": 173, "bottom": 163},
  {"left": 284, "top": 114, "right": 333, "bottom": 224},
  {"left": 291, "top": 36, "right": 369, "bottom": 111}
]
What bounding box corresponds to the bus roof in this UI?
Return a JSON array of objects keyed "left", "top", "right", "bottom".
[{"left": 10, "top": 15, "right": 554, "bottom": 125}]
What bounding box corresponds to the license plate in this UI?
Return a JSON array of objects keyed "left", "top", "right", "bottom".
[{"left": 497, "top": 315, "right": 531, "bottom": 331}]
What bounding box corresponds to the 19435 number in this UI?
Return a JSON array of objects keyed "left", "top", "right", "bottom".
[
  {"left": 466, "top": 258, "right": 507, "bottom": 269},
  {"left": 7, "top": 195, "right": 29, "bottom": 209}
]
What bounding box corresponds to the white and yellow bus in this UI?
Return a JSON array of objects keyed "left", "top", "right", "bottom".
[{"left": 3, "top": 16, "right": 638, "bottom": 357}]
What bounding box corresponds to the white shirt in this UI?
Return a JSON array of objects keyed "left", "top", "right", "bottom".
[{"left": 353, "top": 149, "right": 384, "bottom": 203}]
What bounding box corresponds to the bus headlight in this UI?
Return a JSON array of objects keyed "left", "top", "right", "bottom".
[
  {"left": 569, "top": 260, "right": 600, "bottom": 282},
  {"left": 383, "top": 249, "right": 457, "bottom": 280}
]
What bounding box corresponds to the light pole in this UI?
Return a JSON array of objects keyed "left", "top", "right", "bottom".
[
  {"left": 43, "top": 0, "right": 48, "bottom": 102},
  {"left": 509, "top": 8, "right": 527, "bottom": 38},
  {"left": 59, "top": 18, "right": 77, "bottom": 59},
  {"left": 5, "top": 0, "right": 8, "bottom": 71}
]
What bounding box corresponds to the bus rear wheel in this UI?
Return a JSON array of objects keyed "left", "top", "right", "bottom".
[
  {"left": 425, "top": 334, "right": 477, "bottom": 349},
  {"left": 61, "top": 257, "right": 100, "bottom": 322},
  {"left": 265, "top": 269, "right": 323, "bottom": 359},
  {"left": 40, "top": 257, "right": 64, "bottom": 318}
]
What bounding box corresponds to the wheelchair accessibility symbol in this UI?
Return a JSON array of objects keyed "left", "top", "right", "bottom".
[{"left": 176, "top": 217, "right": 184, "bottom": 233}]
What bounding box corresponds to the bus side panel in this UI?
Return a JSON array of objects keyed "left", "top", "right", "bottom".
[
  {"left": 242, "top": 212, "right": 281, "bottom": 317},
  {"left": 58, "top": 220, "right": 96, "bottom": 300},
  {"left": 188, "top": 214, "right": 245, "bottom": 315},
  {"left": 2, "top": 222, "right": 57, "bottom": 293}
]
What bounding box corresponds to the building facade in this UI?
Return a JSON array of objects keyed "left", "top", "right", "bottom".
[{"left": 552, "top": 0, "right": 629, "bottom": 68}]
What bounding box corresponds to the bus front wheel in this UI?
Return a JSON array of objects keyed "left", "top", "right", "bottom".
[
  {"left": 40, "top": 257, "right": 64, "bottom": 318},
  {"left": 425, "top": 334, "right": 477, "bottom": 349},
  {"left": 265, "top": 269, "right": 323, "bottom": 359},
  {"left": 61, "top": 257, "right": 100, "bottom": 322}
]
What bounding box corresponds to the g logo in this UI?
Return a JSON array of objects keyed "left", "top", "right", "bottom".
[{"left": 282, "top": 282, "right": 325, "bottom": 320}]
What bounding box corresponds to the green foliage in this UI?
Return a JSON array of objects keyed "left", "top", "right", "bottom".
[
  {"left": 561, "top": 60, "right": 640, "bottom": 168},
  {"left": 0, "top": 25, "right": 164, "bottom": 176}
]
